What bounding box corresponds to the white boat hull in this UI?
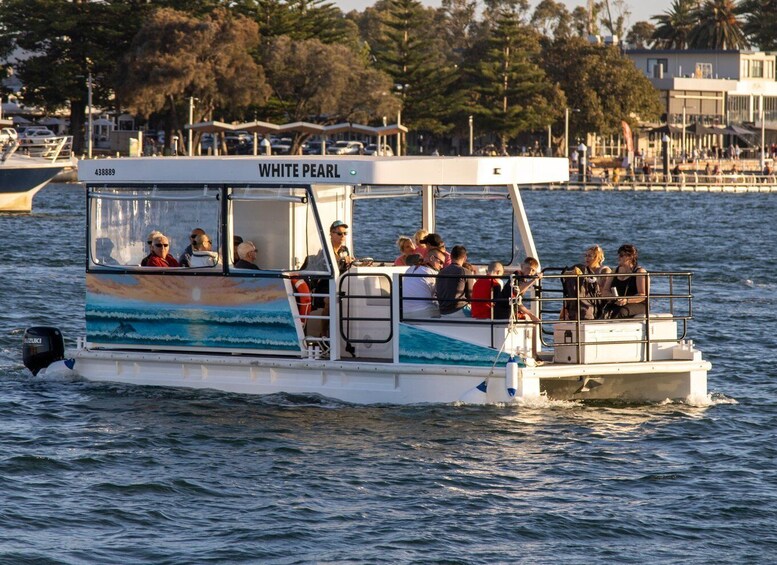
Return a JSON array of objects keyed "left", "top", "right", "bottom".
[{"left": 67, "top": 347, "right": 710, "bottom": 405}]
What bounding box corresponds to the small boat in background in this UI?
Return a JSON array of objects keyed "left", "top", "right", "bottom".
[{"left": 0, "top": 125, "right": 76, "bottom": 212}]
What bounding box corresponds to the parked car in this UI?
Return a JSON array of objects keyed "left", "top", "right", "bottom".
[
  {"left": 0, "top": 127, "right": 18, "bottom": 145},
  {"left": 328, "top": 140, "right": 364, "bottom": 155},
  {"left": 21, "top": 127, "right": 56, "bottom": 139},
  {"left": 302, "top": 140, "right": 327, "bottom": 155},
  {"left": 270, "top": 137, "right": 292, "bottom": 155},
  {"left": 364, "top": 143, "right": 393, "bottom": 156}
]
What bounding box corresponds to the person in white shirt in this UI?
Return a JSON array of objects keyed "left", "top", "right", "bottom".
[{"left": 402, "top": 249, "right": 445, "bottom": 320}]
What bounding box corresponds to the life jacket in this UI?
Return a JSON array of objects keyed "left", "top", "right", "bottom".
[
  {"left": 561, "top": 264, "right": 600, "bottom": 320},
  {"left": 291, "top": 276, "right": 312, "bottom": 320}
]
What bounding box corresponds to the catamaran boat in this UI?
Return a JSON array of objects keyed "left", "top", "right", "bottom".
[
  {"left": 0, "top": 127, "right": 76, "bottom": 212},
  {"left": 23, "top": 155, "right": 710, "bottom": 404}
]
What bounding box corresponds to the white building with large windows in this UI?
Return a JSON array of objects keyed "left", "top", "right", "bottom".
[{"left": 623, "top": 49, "right": 777, "bottom": 159}]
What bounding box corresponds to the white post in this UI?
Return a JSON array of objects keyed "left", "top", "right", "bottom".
[
  {"left": 188, "top": 96, "right": 194, "bottom": 156},
  {"left": 87, "top": 72, "right": 93, "bottom": 159},
  {"left": 682, "top": 107, "right": 686, "bottom": 162},
  {"left": 397, "top": 110, "right": 402, "bottom": 157},
  {"left": 547, "top": 124, "right": 552, "bottom": 155},
  {"left": 761, "top": 94, "right": 766, "bottom": 169},
  {"left": 564, "top": 107, "right": 569, "bottom": 158},
  {"left": 468, "top": 115, "right": 473, "bottom": 155}
]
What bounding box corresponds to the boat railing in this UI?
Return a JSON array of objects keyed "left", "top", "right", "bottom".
[
  {"left": 17, "top": 136, "right": 74, "bottom": 162},
  {"left": 534, "top": 269, "right": 694, "bottom": 363}
]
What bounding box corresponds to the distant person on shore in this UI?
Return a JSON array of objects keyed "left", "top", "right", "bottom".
[
  {"left": 671, "top": 164, "right": 681, "bottom": 183},
  {"left": 612, "top": 168, "right": 621, "bottom": 185},
  {"left": 602, "top": 244, "right": 647, "bottom": 319},
  {"left": 143, "top": 234, "right": 180, "bottom": 268},
  {"left": 234, "top": 241, "right": 259, "bottom": 269}
]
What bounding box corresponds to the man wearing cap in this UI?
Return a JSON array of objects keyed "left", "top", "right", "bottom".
[{"left": 328, "top": 220, "right": 353, "bottom": 273}]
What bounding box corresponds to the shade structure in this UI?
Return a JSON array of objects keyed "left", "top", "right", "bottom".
[
  {"left": 235, "top": 120, "right": 281, "bottom": 135},
  {"left": 185, "top": 121, "right": 237, "bottom": 134}
]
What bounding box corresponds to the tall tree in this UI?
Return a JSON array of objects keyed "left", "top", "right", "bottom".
[
  {"left": 600, "top": 0, "right": 630, "bottom": 38},
  {"left": 262, "top": 36, "right": 399, "bottom": 153},
  {"left": 542, "top": 37, "right": 661, "bottom": 140},
  {"left": 740, "top": 0, "right": 777, "bottom": 50},
  {"left": 531, "top": 0, "right": 572, "bottom": 40},
  {"left": 0, "top": 0, "right": 162, "bottom": 153},
  {"left": 651, "top": 0, "right": 699, "bottom": 49},
  {"left": 626, "top": 21, "right": 656, "bottom": 48},
  {"left": 117, "top": 7, "right": 270, "bottom": 151},
  {"left": 688, "top": 0, "right": 749, "bottom": 49},
  {"left": 372, "top": 0, "right": 457, "bottom": 137},
  {"left": 466, "top": 9, "right": 564, "bottom": 151}
]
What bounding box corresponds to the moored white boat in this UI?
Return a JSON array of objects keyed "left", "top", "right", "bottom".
[
  {"left": 0, "top": 129, "right": 76, "bottom": 212},
  {"left": 23, "top": 155, "right": 710, "bottom": 404}
]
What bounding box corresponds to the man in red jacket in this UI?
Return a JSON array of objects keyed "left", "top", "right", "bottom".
[{"left": 144, "top": 235, "right": 180, "bottom": 267}]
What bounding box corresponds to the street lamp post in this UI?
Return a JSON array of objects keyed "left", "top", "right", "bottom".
[
  {"left": 87, "top": 72, "right": 93, "bottom": 159},
  {"left": 564, "top": 108, "right": 570, "bottom": 158},
  {"left": 188, "top": 96, "right": 195, "bottom": 156},
  {"left": 761, "top": 94, "right": 766, "bottom": 170},
  {"left": 468, "top": 115, "right": 473, "bottom": 156},
  {"left": 662, "top": 134, "right": 671, "bottom": 179}
]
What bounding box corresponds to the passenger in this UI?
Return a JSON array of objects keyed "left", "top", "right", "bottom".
[
  {"left": 232, "top": 235, "right": 243, "bottom": 265},
  {"left": 584, "top": 244, "right": 612, "bottom": 294},
  {"left": 328, "top": 220, "right": 354, "bottom": 273},
  {"left": 436, "top": 245, "right": 474, "bottom": 317},
  {"left": 96, "top": 237, "right": 119, "bottom": 266},
  {"left": 405, "top": 253, "right": 423, "bottom": 266},
  {"left": 413, "top": 229, "right": 429, "bottom": 258},
  {"left": 188, "top": 233, "right": 219, "bottom": 267},
  {"left": 471, "top": 261, "right": 504, "bottom": 319},
  {"left": 602, "top": 244, "right": 648, "bottom": 318},
  {"left": 394, "top": 236, "right": 417, "bottom": 266},
  {"left": 234, "top": 241, "right": 259, "bottom": 270},
  {"left": 494, "top": 257, "right": 542, "bottom": 322},
  {"left": 402, "top": 249, "right": 445, "bottom": 320},
  {"left": 419, "top": 233, "right": 451, "bottom": 267},
  {"left": 143, "top": 234, "right": 180, "bottom": 267},
  {"left": 179, "top": 227, "right": 205, "bottom": 266},
  {"left": 140, "top": 230, "right": 162, "bottom": 266}
]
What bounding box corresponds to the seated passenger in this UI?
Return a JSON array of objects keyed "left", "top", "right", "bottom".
[
  {"left": 402, "top": 249, "right": 445, "bottom": 320},
  {"left": 471, "top": 261, "right": 504, "bottom": 319},
  {"left": 143, "top": 234, "right": 180, "bottom": 267},
  {"left": 405, "top": 253, "right": 423, "bottom": 266},
  {"left": 602, "top": 244, "right": 648, "bottom": 318},
  {"left": 188, "top": 233, "right": 219, "bottom": 267},
  {"left": 436, "top": 245, "right": 474, "bottom": 317},
  {"left": 394, "top": 236, "right": 417, "bottom": 266},
  {"left": 140, "top": 230, "right": 162, "bottom": 266},
  {"left": 494, "top": 257, "right": 541, "bottom": 322},
  {"left": 232, "top": 235, "right": 243, "bottom": 265},
  {"left": 419, "top": 233, "right": 451, "bottom": 267},
  {"left": 413, "top": 229, "right": 429, "bottom": 258},
  {"left": 179, "top": 227, "right": 205, "bottom": 266},
  {"left": 234, "top": 241, "right": 259, "bottom": 270},
  {"left": 329, "top": 220, "right": 353, "bottom": 273},
  {"left": 96, "top": 237, "right": 119, "bottom": 266}
]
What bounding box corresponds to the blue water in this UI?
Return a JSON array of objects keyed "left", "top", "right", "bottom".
[{"left": 2, "top": 183, "right": 777, "bottom": 563}]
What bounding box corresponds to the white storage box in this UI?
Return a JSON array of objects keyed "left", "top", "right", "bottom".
[{"left": 553, "top": 318, "right": 678, "bottom": 364}]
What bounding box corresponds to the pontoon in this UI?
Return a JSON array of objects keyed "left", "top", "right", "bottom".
[{"left": 24, "top": 155, "right": 710, "bottom": 404}]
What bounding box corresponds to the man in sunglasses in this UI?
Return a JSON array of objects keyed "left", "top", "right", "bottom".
[
  {"left": 179, "top": 227, "right": 206, "bottom": 266},
  {"left": 143, "top": 234, "right": 180, "bottom": 268},
  {"left": 328, "top": 220, "right": 353, "bottom": 273},
  {"left": 140, "top": 230, "right": 162, "bottom": 266}
]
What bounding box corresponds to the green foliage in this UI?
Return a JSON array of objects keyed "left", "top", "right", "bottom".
[
  {"left": 740, "top": 0, "right": 777, "bottom": 50},
  {"left": 531, "top": 0, "right": 572, "bottom": 40},
  {"left": 117, "top": 8, "right": 269, "bottom": 123},
  {"left": 688, "top": 0, "right": 749, "bottom": 49},
  {"left": 651, "top": 0, "right": 699, "bottom": 49},
  {"left": 626, "top": 21, "right": 656, "bottom": 48},
  {"left": 464, "top": 10, "right": 563, "bottom": 150},
  {"left": 542, "top": 37, "right": 661, "bottom": 138}
]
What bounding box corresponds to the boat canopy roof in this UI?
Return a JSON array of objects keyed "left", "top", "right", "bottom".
[{"left": 79, "top": 156, "right": 569, "bottom": 187}]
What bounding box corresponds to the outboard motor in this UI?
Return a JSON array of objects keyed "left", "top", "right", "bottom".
[{"left": 23, "top": 327, "right": 65, "bottom": 376}]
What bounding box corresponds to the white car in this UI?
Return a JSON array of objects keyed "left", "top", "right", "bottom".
[
  {"left": 0, "top": 127, "right": 18, "bottom": 145},
  {"left": 364, "top": 143, "right": 393, "bottom": 156},
  {"left": 328, "top": 140, "right": 364, "bottom": 155},
  {"left": 22, "top": 128, "right": 56, "bottom": 139}
]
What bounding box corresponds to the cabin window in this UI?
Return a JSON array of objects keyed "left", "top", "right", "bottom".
[
  {"left": 228, "top": 186, "right": 330, "bottom": 274},
  {"left": 352, "top": 185, "right": 422, "bottom": 262},
  {"left": 87, "top": 185, "right": 221, "bottom": 269}
]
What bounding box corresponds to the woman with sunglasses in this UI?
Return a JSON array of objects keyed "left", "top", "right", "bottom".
[
  {"left": 602, "top": 244, "right": 647, "bottom": 318},
  {"left": 143, "top": 234, "right": 180, "bottom": 268}
]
